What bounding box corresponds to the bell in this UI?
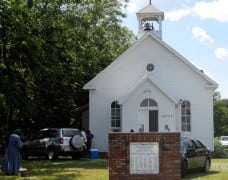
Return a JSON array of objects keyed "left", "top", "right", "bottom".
[{"left": 144, "top": 23, "right": 151, "bottom": 31}]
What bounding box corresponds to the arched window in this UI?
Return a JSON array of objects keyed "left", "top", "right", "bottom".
[
  {"left": 140, "top": 98, "right": 157, "bottom": 107},
  {"left": 111, "top": 101, "right": 121, "bottom": 132},
  {"left": 181, "top": 100, "right": 191, "bottom": 131}
]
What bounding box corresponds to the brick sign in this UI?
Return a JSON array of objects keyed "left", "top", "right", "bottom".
[{"left": 109, "top": 132, "right": 181, "bottom": 180}]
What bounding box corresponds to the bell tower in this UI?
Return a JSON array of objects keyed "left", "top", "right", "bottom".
[{"left": 136, "top": 1, "right": 164, "bottom": 39}]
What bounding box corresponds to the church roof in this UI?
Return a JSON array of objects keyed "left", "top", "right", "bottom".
[
  {"left": 83, "top": 32, "right": 218, "bottom": 90},
  {"left": 136, "top": 4, "right": 164, "bottom": 20},
  {"left": 137, "top": 4, "right": 162, "bottom": 14}
]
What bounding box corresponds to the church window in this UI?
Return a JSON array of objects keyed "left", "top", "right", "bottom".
[
  {"left": 111, "top": 101, "right": 121, "bottom": 132},
  {"left": 181, "top": 100, "right": 191, "bottom": 131},
  {"left": 146, "top": 64, "right": 154, "bottom": 72},
  {"left": 140, "top": 98, "right": 157, "bottom": 107}
]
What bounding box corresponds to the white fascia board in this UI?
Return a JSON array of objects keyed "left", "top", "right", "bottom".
[
  {"left": 83, "top": 83, "right": 96, "bottom": 90},
  {"left": 205, "top": 84, "right": 219, "bottom": 89}
]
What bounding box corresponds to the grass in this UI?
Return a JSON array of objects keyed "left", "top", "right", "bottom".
[
  {"left": 183, "top": 158, "right": 228, "bottom": 180},
  {"left": 0, "top": 157, "right": 108, "bottom": 180},
  {"left": 0, "top": 157, "right": 228, "bottom": 179}
]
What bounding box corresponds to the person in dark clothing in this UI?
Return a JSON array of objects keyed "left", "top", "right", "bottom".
[
  {"left": 86, "top": 130, "right": 94, "bottom": 152},
  {"left": 2, "top": 130, "right": 23, "bottom": 175}
]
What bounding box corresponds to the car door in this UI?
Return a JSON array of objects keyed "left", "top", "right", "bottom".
[
  {"left": 186, "top": 140, "right": 198, "bottom": 169},
  {"left": 194, "top": 140, "right": 208, "bottom": 168},
  {"left": 36, "top": 130, "right": 58, "bottom": 154}
]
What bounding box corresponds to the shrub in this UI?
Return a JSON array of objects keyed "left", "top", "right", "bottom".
[{"left": 212, "top": 145, "right": 228, "bottom": 158}]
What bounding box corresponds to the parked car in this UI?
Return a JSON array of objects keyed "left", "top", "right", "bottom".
[
  {"left": 181, "top": 138, "right": 211, "bottom": 177},
  {"left": 22, "top": 128, "right": 86, "bottom": 160},
  {"left": 218, "top": 136, "right": 228, "bottom": 148}
]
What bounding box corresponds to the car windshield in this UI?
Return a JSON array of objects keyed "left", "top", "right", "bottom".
[{"left": 62, "top": 129, "right": 79, "bottom": 137}]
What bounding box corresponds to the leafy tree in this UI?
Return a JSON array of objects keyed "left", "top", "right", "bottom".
[
  {"left": 0, "top": 0, "right": 135, "bottom": 136},
  {"left": 213, "top": 91, "right": 221, "bottom": 100},
  {"left": 0, "top": 0, "right": 39, "bottom": 135},
  {"left": 214, "top": 99, "right": 228, "bottom": 136}
]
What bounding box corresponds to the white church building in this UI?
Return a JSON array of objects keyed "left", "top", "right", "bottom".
[{"left": 83, "top": 3, "right": 218, "bottom": 152}]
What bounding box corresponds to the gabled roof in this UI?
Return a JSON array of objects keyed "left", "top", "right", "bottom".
[
  {"left": 84, "top": 32, "right": 218, "bottom": 90},
  {"left": 118, "top": 74, "right": 179, "bottom": 105},
  {"left": 148, "top": 33, "right": 218, "bottom": 89},
  {"left": 137, "top": 4, "right": 163, "bottom": 14},
  {"left": 136, "top": 4, "right": 164, "bottom": 20}
]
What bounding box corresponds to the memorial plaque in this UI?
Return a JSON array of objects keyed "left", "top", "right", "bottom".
[{"left": 130, "top": 142, "right": 159, "bottom": 174}]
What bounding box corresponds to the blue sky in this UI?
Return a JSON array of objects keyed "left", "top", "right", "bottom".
[{"left": 121, "top": 0, "right": 228, "bottom": 99}]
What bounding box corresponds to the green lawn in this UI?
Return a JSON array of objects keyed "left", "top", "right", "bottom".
[
  {"left": 183, "top": 158, "right": 228, "bottom": 180},
  {"left": 0, "top": 157, "right": 228, "bottom": 179},
  {"left": 0, "top": 157, "right": 108, "bottom": 180}
]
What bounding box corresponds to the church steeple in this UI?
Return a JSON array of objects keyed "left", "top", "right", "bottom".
[{"left": 136, "top": 1, "right": 164, "bottom": 39}]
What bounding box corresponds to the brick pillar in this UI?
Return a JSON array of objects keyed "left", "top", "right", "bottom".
[{"left": 109, "top": 132, "right": 180, "bottom": 180}]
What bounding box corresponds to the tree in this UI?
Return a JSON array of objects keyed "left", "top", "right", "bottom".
[
  {"left": 213, "top": 91, "right": 221, "bottom": 100},
  {"left": 0, "top": 0, "right": 40, "bottom": 135},
  {"left": 0, "top": 0, "right": 135, "bottom": 135},
  {"left": 214, "top": 99, "right": 228, "bottom": 136}
]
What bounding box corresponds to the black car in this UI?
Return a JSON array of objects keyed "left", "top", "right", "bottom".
[{"left": 181, "top": 138, "right": 211, "bottom": 177}]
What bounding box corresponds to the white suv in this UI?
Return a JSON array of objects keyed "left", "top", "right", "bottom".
[
  {"left": 22, "top": 128, "right": 86, "bottom": 160},
  {"left": 219, "top": 136, "right": 228, "bottom": 148}
]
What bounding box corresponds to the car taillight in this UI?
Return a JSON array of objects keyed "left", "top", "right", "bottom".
[{"left": 59, "top": 138, "right": 64, "bottom": 144}]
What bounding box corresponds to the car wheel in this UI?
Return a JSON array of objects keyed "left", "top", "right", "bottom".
[
  {"left": 181, "top": 160, "right": 187, "bottom": 178},
  {"left": 47, "top": 149, "right": 57, "bottom": 160},
  {"left": 203, "top": 158, "right": 211, "bottom": 173},
  {"left": 70, "top": 135, "right": 84, "bottom": 149}
]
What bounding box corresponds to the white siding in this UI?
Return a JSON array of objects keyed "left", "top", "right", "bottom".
[{"left": 87, "top": 34, "right": 216, "bottom": 152}]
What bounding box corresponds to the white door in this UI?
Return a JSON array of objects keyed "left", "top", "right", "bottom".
[
  {"left": 138, "top": 110, "right": 149, "bottom": 132},
  {"left": 138, "top": 98, "right": 158, "bottom": 132}
]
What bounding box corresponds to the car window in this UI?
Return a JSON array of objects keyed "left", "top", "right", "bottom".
[
  {"left": 189, "top": 140, "right": 196, "bottom": 149},
  {"left": 62, "top": 129, "right": 79, "bottom": 137},
  {"left": 221, "top": 136, "right": 228, "bottom": 141},
  {"left": 39, "top": 130, "right": 58, "bottom": 138},
  {"left": 193, "top": 140, "right": 206, "bottom": 149},
  {"left": 181, "top": 140, "right": 188, "bottom": 152},
  {"left": 181, "top": 140, "right": 192, "bottom": 152}
]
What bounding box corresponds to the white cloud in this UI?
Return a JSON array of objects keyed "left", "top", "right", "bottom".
[
  {"left": 123, "top": 0, "right": 228, "bottom": 22},
  {"left": 222, "top": 93, "right": 228, "bottom": 98},
  {"left": 165, "top": 8, "right": 191, "bottom": 21},
  {"left": 215, "top": 48, "right": 228, "bottom": 59},
  {"left": 192, "top": 27, "right": 214, "bottom": 44},
  {"left": 124, "top": 0, "right": 147, "bottom": 13},
  {"left": 123, "top": 0, "right": 188, "bottom": 14},
  {"left": 192, "top": 0, "right": 228, "bottom": 22},
  {"left": 125, "top": 1, "right": 137, "bottom": 13},
  {"left": 221, "top": 92, "right": 228, "bottom": 99},
  {"left": 166, "top": 0, "right": 228, "bottom": 22}
]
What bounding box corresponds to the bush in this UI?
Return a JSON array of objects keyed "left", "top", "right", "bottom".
[{"left": 212, "top": 145, "right": 228, "bottom": 158}]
